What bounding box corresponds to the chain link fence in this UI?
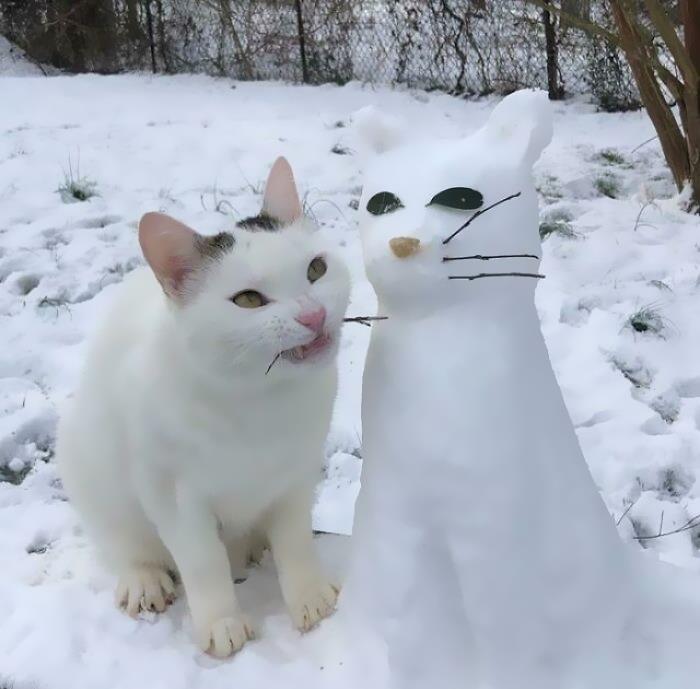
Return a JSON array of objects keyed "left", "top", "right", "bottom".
[{"left": 1, "top": 0, "right": 641, "bottom": 111}]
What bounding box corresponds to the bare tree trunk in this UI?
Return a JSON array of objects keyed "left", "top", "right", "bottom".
[
  {"left": 609, "top": 2, "right": 690, "bottom": 191},
  {"left": 543, "top": 0, "right": 564, "bottom": 99},
  {"left": 126, "top": 0, "right": 140, "bottom": 42},
  {"left": 154, "top": 0, "right": 170, "bottom": 73},
  {"left": 294, "top": 0, "right": 309, "bottom": 84},
  {"left": 681, "top": 0, "right": 700, "bottom": 205},
  {"left": 144, "top": 0, "right": 157, "bottom": 73},
  {"left": 215, "top": 0, "right": 254, "bottom": 80},
  {"left": 54, "top": 0, "right": 119, "bottom": 73}
]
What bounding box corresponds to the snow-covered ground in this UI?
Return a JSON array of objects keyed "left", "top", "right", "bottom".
[{"left": 1, "top": 69, "right": 699, "bottom": 688}]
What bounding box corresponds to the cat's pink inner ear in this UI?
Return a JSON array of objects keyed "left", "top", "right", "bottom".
[
  {"left": 138, "top": 212, "right": 200, "bottom": 298},
  {"left": 262, "top": 156, "right": 303, "bottom": 224}
]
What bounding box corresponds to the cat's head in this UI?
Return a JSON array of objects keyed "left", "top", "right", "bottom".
[
  {"left": 357, "top": 90, "right": 552, "bottom": 313},
  {"left": 139, "top": 157, "right": 350, "bottom": 378}
]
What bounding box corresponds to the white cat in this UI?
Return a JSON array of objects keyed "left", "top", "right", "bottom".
[{"left": 57, "top": 157, "right": 350, "bottom": 658}]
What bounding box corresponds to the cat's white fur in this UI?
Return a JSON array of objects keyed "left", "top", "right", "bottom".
[{"left": 57, "top": 158, "right": 350, "bottom": 657}]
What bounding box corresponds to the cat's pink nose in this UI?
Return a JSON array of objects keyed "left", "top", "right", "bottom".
[{"left": 295, "top": 306, "right": 326, "bottom": 335}]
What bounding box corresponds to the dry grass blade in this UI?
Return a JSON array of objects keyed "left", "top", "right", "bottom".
[{"left": 634, "top": 514, "right": 700, "bottom": 541}]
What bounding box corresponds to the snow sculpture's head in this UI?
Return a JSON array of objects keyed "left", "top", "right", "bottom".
[{"left": 356, "top": 90, "right": 553, "bottom": 313}]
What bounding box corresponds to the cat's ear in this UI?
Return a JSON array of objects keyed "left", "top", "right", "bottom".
[
  {"left": 352, "top": 105, "right": 405, "bottom": 154},
  {"left": 261, "top": 156, "right": 303, "bottom": 224},
  {"left": 139, "top": 212, "right": 203, "bottom": 299},
  {"left": 481, "top": 89, "right": 552, "bottom": 167}
]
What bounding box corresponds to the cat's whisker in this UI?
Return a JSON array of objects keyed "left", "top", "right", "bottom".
[
  {"left": 343, "top": 316, "right": 389, "bottom": 327},
  {"left": 442, "top": 253, "right": 539, "bottom": 262},
  {"left": 448, "top": 272, "right": 545, "bottom": 281},
  {"left": 265, "top": 353, "right": 281, "bottom": 375},
  {"left": 442, "top": 192, "right": 522, "bottom": 245}
]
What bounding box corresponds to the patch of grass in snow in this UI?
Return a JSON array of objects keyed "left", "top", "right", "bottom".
[
  {"left": 0, "top": 678, "right": 38, "bottom": 689},
  {"left": 25, "top": 532, "right": 51, "bottom": 555},
  {"left": 0, "top": 462, "right": 32, "bottom": 485},
  {"left": 539, "top": 220, "right": 576, "bottom": 240},
  {"left": 200, "top": 184, "right": 236, "bottom": 216},
  {"left": 626, "top": 305, "right": 668, "bottom": 337},
  {"left": 650, "top": 393, "right": 680, "bottom": 424},
  {"left": 609, "top": 355, "right": 653, "bottom": 388},
  {"left": 594, "top": 172, "right": 621, "bottom": 199},
  {"left": 629, "top": 517, "right": 654, "bottom": 547},
  {"left": 107, "top": 258, "right": 141, "bottom": 276},
  {"left": 649, "top": 279, "right": 673, "bottom": 292},
  {"left": 331, "top": 143, "right": 352, "bottom": 155},
  {"left": 536, "top": 173, "right": 564, "bottom": 202},
  {"left": 658, "top": 466, "right": 693, "bottom": 500},
  {"left": 37, "top": 294, "right": 72, "bottom": 318},
  {"left": 595, "top": 148, "right": 630, "bottom": 167},
  {"left": 58, "top": 157, "right": 97, "bottom": 203}
]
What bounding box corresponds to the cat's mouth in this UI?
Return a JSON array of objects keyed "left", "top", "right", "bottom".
[{"left": 281, "top": 332, "right": 332, "bottom": 363}]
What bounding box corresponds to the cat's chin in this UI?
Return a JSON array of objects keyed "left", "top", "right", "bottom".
[{"left": 281, "top": 332, "right": 334, "bottom": 365}]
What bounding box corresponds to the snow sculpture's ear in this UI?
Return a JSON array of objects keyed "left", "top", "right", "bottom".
[
  {"left": 262, "top": 156, "right": 303, "bottom": 224},
  {"left": 352, "top": 105, "right": 405, "bottom": 155},
  {"left": 481, "top": 89, "right": 552, "bottom": 168},
  {"left": 139, "top": 212, "right": 204, "bottom": 300}
]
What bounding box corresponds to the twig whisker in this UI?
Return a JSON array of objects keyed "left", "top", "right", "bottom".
[
  {"left": 443, "top": 253, "right": 539, "bottom": 262},
  {"left": 448, "top": 272, "right": 545, "bottom": 281},
  {"left": 442, "top": 191, "right": 522, "bottom": 245}
]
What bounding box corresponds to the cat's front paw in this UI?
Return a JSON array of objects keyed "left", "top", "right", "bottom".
[
  {"left": 196, "top": 615, "right": 255, "bottom": 658},
  {"left": 286, "top": 580, "right": 340, "bottom": 632},
  {"left": 115, "top": 566, "right": 176, "bottom": 616}
]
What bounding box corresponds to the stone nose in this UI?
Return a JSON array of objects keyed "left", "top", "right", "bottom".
[
  {"left": 389, "top": 236, "right": 421, "bottom": 259},
  {"left": 295, "top": 305, "right": 326, "bottom": 335}
]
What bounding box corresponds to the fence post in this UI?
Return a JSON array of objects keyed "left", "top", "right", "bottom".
[{"left": 294, "top": 0, "right": 309, "bottom": 83}]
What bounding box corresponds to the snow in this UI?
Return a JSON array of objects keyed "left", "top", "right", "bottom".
[
  {"left": 1, "top": 72, "right": 699, "bottom": 687},
  {"left": 345, "top": 89, "right": 634, "bottom": 689},
  {"left": 0, "top": 36, "right": 45, "bottom": 77}
]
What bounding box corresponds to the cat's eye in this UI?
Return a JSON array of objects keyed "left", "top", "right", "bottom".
[
  {"left": 308, "top": 256, "right": 327, "bottom": 283},
  {"left": 231, "top": 290, "right": 267, "bottom": 308},
  {"left": 427, "top": 187, "right": 483, "bottom": 211},
  {"left": 367, "top": 191, "right": 404, "bottom": 215}
]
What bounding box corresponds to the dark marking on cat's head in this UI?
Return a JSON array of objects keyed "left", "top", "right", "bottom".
[
  {"left": 236, "top": 213, "right": 282, "bottom": 232},
  {"left": 194, "top": 231, "right": 235, "bottom": 260}
]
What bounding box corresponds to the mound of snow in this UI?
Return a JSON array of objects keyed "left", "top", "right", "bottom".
[{"left": 0, "top": 35, "right": 45, "bottom": 76}]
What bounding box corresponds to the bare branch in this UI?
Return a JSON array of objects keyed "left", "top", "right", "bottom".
[
  {"left": 641, "top": 0, "right": 698, "bottom": 86},
  {"left": 448, "top": 272, "right": 545, "bottom": 281},
  {"left": 520, "top": 0, "right": 623, "bottom": 49},
  {"left": 443, "top": 253, "right": 540, "bottom": 262},
  {"left": 634, "top": 513, "right": 700, "bottom": 541}
]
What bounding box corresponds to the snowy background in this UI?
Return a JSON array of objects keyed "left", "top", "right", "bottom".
[{"left": 2, "top": 53, "right": 700, "bottom": 687}]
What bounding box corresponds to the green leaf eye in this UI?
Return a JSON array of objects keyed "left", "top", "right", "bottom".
[
  {"left": 367, "top": 191, "right": 404, "bottom": 216},
  {"left": 427, "top": 187, "right": 483, "bottom": 211}
]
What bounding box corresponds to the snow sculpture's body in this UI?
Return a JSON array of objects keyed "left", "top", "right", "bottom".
[{"left": 345, "top": 91, "right": 633, "bottom": 689}]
